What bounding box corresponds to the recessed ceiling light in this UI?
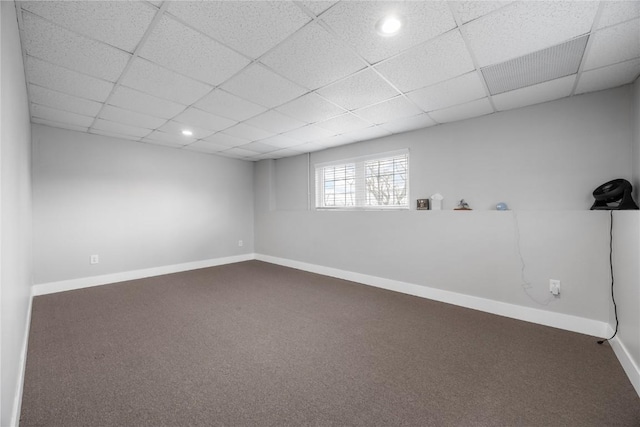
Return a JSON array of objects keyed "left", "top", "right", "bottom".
[
  {"left": 376, "top": 15, "right": 402, "bottom": 37},
  {"left": 181, "top": 129, "right": 193, "bottom": 136}
]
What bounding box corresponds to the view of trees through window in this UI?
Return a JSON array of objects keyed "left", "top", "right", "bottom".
[{"left": 317, "top": 152, "right": 409, "bottom": 209}]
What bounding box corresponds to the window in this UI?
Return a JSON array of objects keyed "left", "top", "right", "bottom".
[{"left": 315, "top": 150, "right": 409, "bottom": 209}]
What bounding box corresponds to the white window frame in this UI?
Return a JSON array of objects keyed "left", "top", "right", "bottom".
[{"left": 315, "top": 149, "right": 410, "bottom": 210}]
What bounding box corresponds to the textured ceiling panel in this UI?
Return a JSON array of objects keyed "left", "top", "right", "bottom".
[
  {"left": 276, "top": 93, "right": 346, "bottom": 124},
  {"left": 576, "top": 58, "right": 640, "bottom": 95},
  {"left": 492, "top": 75, "right": 575, "bottom": 111},
  {"left": 157, "top": 121, "right": 216, "bottom": 140},
  {"left": 354, "top": 96, "right": 423, "bottom": 125},
  {"left": 451, "top": 1, "right": 513, "bottom": 24},
  {"left": 380, "top": 113, "right": 437, "bottom": 134},
  {"left": 92, "top": 119, "right": 152, "bottom": 138},
  {"left": 280, "top": 124, "right": 336, "bottom": 142},
  {"left": 202, "top": 133, "right": 251, "bottom": 148},
  {"left": 597, "top": 2, "right": 640, "bottom": 29},
  {"left": 315, "top": 113, "right": 372, "bottom": 134},
  {"left": 583, "top": 18, "right": 640, "bottom": 71},
  {"left": 222, "top": 123, "right": 275, "bottom": 142},
  {"left": 194, "top": 90, "right": 267, "bottom": 122},
  {"left": 260, "top": 22, "right": 365, "bottom": 90},
  {"left": 21, "top": 1, "right": 156, "bottom": 52},
  {"left": 375, "top": 30, "right": 475, "bottom": 92},
  {"left": 121, "top": 58, "right": 213, "bottom": 106},
  {"left": 29, "top": 84, "right": 102, "bottom": 117},
  {"left": 25, "top": 57, "right": 114, "bottom": 102},
  {"left": 321, "top": 1, "right": 457, "bottom": 64},
  {"left": 22, "top": 12, "right": 130, "bottom": 82},
  {"left": 32, "top": 117, "right": 88, "bottom": 133},
  {"left": 464, "top": 1, "right": 599, "bottom": 67},
  {"left": 316, "top": 68, "right": 399, "bottom": 111},
  {"left": 139, "top": 16, "right": 250, "bottom": 86},
  {"left": 408, "top": 72, "right": 487, "bottom": 111},
  {"left": 482, "top": 36, "right": 588, "bottom": 95},
  {"left": 173, "top": 107, "right": 237, "bottom": 133},
  {"left": 99, "top": 105, "right": 167, "bottom": 130},
  {"left": 429, "top": 98, "right": 493, "bottom": 123},
  {"left": 167, "top": 1, "right": 310, "bottom": 59},
  {"left": 243, "top": 110, "right": 308, "bottom": 134},
  {"left": 108, "top": 86, "right": 186, "bottom": 119},
  {"left": 221, "top": 64, "right": 307, "bottom": 108},
  {"left": 31, "top": 103, "right": 94, "bottom": 128}
]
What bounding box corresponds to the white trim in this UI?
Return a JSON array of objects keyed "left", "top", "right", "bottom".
[
  {"left": 255, "top": 254, "right": 609, "bottom": 338},
  {"left": 32, "top": 254, "right": 256, "bottom": 296},
  {"left": 607, "top": 327, "right": 640, "bottom": 397},
  {"left": 10, "top": 292, "right": 33, "bottom": 427}
]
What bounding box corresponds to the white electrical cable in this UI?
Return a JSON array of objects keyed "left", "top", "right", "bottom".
[{"left": 512, "top": 210, "right": 554, "bottom": 306}]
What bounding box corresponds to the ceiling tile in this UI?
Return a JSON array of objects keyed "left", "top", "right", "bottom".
[
  {"left": 173, "top": 107, "right": 237, "bottom": 133},
  {"left": 429, "top": 98, "right": 494, "bottom": 123},
  {"left": 316, "top": 113, "right": 372, "bottom": 134},
  {"left": 244, "top": 110, "right": 307, "bottom": 134},
  {"left": 221, "top": 147, "right": 261, "bottom": 158},
  {"left": 29, "top": 85, "right": 102, "bottom": 117},
  {"left": 22, "top": 13, "right": 130, "bottom": 82},
  {"left": 354, "top": 96, "right": 423, "bottom": 124},
  {"left": 290, "top": 141, "right": 327, "bottom": 153},
  {"left": 143, "top": 130, "right": 195, "bottom": 146},
  {"left": 202, "top": 133, "right": 251, "bottom": 148},
  {"left": 92, "top": 119, "right": 152, "bottom": 138},
  {"left": 222, "top": 123, "right": 275, "bottom": 141},
  {"left": 32, "top": 117, "right": 88, "bottom": 133},
  {"left": 583, "top": 19, "right": 640, "bottom": 71},
  {"left": 31, "top": 103, "right": 94, "bottom": 128},
  {"left": 492, "top": 75, "right": 575, "bottom": 111},
  {"left": 238, "top": 141, "right": 280, "bottom": 154},
  {"left": 221, "top": 64, "right": 308, "bottom": 108},
  {"left": 341, "top": 125, "right": 392, "bottom": 143},
  {"left": 576, "top": 58, "right": 640, "bottom": 95},
  {"left": 375, "top": 30, "right": 475, "bottom": 92},
  {"left": 463, "top": 2, "right": 599, "bottom": 67},
  {"left": 316, "top": 69, "right": 399, "bottom": 111},
  {"left": 108, "top": 86, "right": 186, "bottom": 119},
  {"left": 299, "top": 1, "right": 338, "bottom": 16},
  {"left": 407, "top": 72, "right": 487, "bottom": 112},
  {"left": 20, "top": 1, "right": 156, "bottom": 52},
  {"left": 99, "top": 105, "right": 167, "bottom": 130},
  {"left": 184, "top": 140, "right": 230, "bottom": 154},
  {"left": 254, "top": 148, "right": 303, "bottom": 160},
  {"left": 256, "top": 135, "right": 303, "bottom": 149},
  {"left": 451, "top": 1, "right": 513, "bottom": 24},
  {"left": 90, "top": 128, "right": 142, "bottom": 142},
  {"left": 25, "top": 57, "right": 114, "bottom": 102},
  {"left": 321, "top": 1, "right": 456, "bottom": 64},
  {"left": 261, "top": 22, "right": 365, "bottom": 90},
  {"left": 280, "top": 125, "right": 336, "bottom": 142},
  {"left": 139, "top": 15, "right": 251, "bottom": 86},
  {"left": 380, "top": 113, "right": 437, "bottom": 134},
  {"left": 157, "top": 120, "right": 216, "bottom": 140},
  {"left": 597, "top": 2, "right": 640, "bottom": 29},
  {"left": 194, "top": 90, "right": 267, "bottom": 122},
  {"left": 275, "top": 93, "right": 346, "bottom": 123},
  {"left": 313, "top": 134, "right": 357, "bottom": 148},
  {"left": 121, "top": 58, "right": 213, "bottom": 105},
  {"left": 167, "top": 1, "right": 310, "bottom": 59}
]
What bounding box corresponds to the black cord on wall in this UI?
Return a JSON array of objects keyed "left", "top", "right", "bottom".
[{"left": 598, "top": 210, "right": 618, "bottom": 344}]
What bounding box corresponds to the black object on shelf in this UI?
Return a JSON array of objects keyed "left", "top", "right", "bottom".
[{"left": 590, "top": 179, "right": 639, "bottom": 210}]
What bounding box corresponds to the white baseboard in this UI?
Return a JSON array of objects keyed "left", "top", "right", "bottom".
[
  {"left": 32, "top": 253, "right": 256, "bottom": 296},
  {"left": 607, "top": 327, "right": 640, "bottom": 397},
  {"left": 255, "top": 254, "right": 609, "bottom": 338},
  {"left": 10, "top": 292, "right": 33, "bottom": 427}
]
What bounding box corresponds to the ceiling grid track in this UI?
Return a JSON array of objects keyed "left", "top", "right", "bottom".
[{"left": 570, "top": 2, "right": 605, "bottom": 96}]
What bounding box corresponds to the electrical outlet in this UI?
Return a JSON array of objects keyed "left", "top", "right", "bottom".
[
  {"left": 238, "top": 240, "right": 243, "bottom": 247},
  {"left": 90, "top": 254, "right": 99, "bottom": 265},
  {"left": 549, "top": 279, "right": 560, "bottom": 296}
]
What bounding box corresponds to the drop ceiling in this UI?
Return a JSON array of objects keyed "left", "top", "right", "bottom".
[{"left": 15, "top": 1, "right": 640, "bottom": 161}]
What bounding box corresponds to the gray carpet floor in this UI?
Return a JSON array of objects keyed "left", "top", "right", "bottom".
[{"left": 20, "top": 260, "right": 640, "bottom": 426}]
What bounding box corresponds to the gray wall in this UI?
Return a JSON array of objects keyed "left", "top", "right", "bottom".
[
  {"left": 32, "top": 125, "right": 255, "bottom": 284},
  {"left": 1, "top": 1, "right": 34, "bottom": 425},
  {"left": 255, "top": 87, "right": 634, "bottom": 325}
]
